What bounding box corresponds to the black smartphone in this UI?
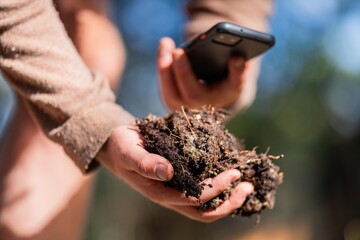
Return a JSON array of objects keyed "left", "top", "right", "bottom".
[{"left": 181, "top": 22, "right": 275, "bottom": 84}]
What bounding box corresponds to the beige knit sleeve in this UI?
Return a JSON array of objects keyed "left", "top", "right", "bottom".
[
  {"left": 185, "top": 0, "right": 273, "bottom": 38},
  {"left": 0, "top": 0, "right": 134, "bottom": 173}
]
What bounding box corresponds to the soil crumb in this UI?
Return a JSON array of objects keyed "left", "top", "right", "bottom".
[{"left": 136, "top": 106, "right": 283, "bottom": 217}]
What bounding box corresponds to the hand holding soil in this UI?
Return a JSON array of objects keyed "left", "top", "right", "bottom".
[{"left": 137, "top": 106, "right": 283, "bottom": 218}]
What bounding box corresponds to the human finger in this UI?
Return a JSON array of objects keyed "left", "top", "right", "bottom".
[
  {"left": 157, "top": 37, "right": 183, "bottom": 110},
  {"left": 125, "top": 146, "right": 174, "bottom": 181},
  {"left": 199, "top": 181, "right": 253, "bottom": 222},
  {"left": 110, "top": 126, "right": 174, "bottom": 181},
  {"left": 170, "top": 181, "right": 253, "bottom": 223},
  {"left": 199, "top": 169, "right": 241, "bottom": 204},
  {"left": 121, "top": 169, "right": 200, "bottom": 206}
]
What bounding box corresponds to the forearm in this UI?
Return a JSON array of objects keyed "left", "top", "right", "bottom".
[
  {"left": 0, "top": 0, "right": 133, "bottom": 172},
  {"left": 54, "top": 0, "right": 126, "bottom": 87}
]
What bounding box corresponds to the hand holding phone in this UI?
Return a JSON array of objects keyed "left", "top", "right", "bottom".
[
  {"left": 181, "top": 22, "right": 275, "bottom": 84},
  {"left": 157, "top": 23, "right": 275, "bottom": 111}
]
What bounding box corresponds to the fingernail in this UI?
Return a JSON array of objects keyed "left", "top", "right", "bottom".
[
  {"left": 155, "top": 164, "right": 170, "bottom": 181},
  {"left": 242, "top": 182, "right": 254, "bottom": 194},
  {"left": 161, "top": 50, "right": 172, "bottom": 65},
  {"left": 231, "top": 169, "right": 241, "bottom": 181}
]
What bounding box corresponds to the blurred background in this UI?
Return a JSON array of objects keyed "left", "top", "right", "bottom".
[{"left": 1, "top": 0, "right": 360, "bottom": 239}]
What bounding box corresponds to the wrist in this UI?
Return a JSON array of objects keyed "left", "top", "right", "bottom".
[{"left": 94, "top": 130, "right": 116, "bottom": 174}]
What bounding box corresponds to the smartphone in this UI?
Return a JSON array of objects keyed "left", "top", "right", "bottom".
[{"left": 181, "top": 22, "right": 275, "bottom": 84}]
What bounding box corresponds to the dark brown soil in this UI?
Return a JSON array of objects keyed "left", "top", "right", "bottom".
[{"left": 136, "top": 106, "right": 283, "bottom": 217}]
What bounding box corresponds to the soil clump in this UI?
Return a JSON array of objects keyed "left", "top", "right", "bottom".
[{"left": 136, "top": 106, "right": 283, "bottom": 217}]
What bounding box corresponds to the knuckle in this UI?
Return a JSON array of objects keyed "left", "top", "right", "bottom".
[{"left": 135, "top": 160, "right": 151, "bottom": 176}]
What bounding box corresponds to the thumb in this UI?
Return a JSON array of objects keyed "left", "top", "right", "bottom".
[{"left": 128, "top": 147, "right": 174, "bottom": 181}]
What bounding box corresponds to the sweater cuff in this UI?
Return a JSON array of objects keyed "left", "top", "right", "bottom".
[{"left": 49, "top": 102, "right": 134, "bottom": 173}]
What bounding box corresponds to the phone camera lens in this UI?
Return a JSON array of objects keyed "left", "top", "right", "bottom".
[{"left": 212, "top": 33, "right": 241, "bottom": 46}]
